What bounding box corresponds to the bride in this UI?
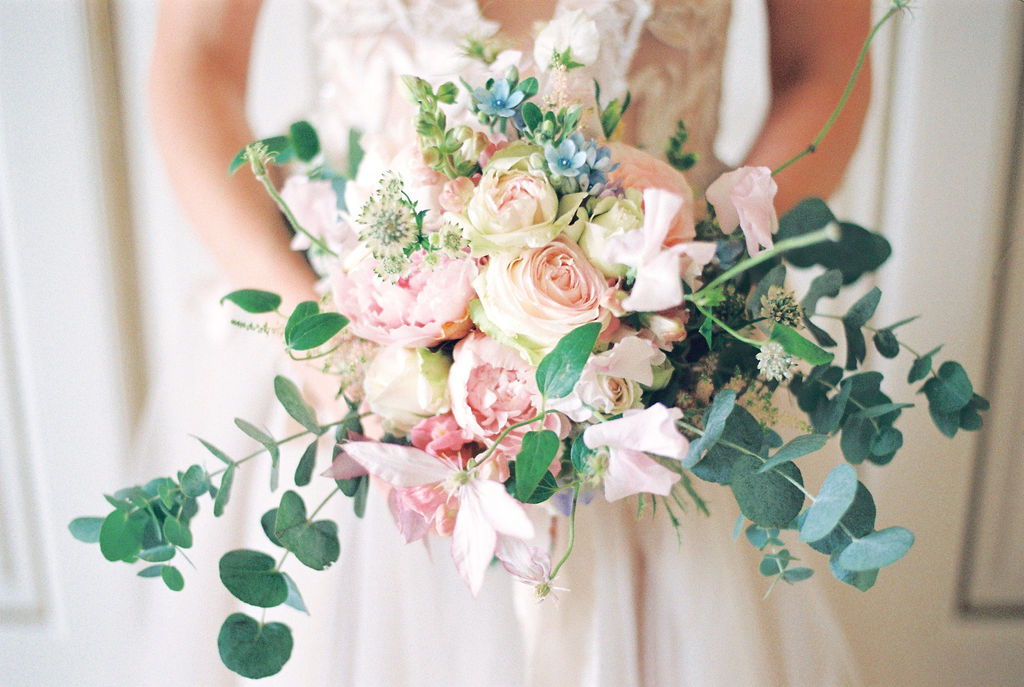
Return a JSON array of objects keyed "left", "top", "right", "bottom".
[{"left": 149, "top": 1, "right": 871, "bottom": 685}]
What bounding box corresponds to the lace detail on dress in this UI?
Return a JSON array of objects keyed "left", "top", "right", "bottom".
[{"left": 309, "top": 0, "right": 731, "bottom": 190}]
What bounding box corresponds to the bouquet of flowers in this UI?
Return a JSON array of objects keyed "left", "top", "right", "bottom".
[{"left": 71, "top": 4, "right": 985, "bottom": 679}]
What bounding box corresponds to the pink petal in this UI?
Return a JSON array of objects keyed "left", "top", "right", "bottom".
[
  {"left": 583, "top": 403, "right": 688, "bottom": 460},
  {"left": 341, "top": 441, "right": 453, "bottom": 487},
  {"left": 705, "top": 169, "right": 742, "bottom": 234},
  {"left": 388, "top": 488, "right": 433, "bottom": 543},
  {"left": 495, "top": 535, "right": 551, "bottom": 585},
  {"left": 619, "top": 244, "right": 686, "bottom": 312},
  {"left": 603, "top": 447, "right": 681, "bottom": 501},
  {"left": 450, "top": 485, "right": 498, "bottom": 596},
  {"left": 471, "top": 479, "right": 534, "bottom": 540},
  {"left": 321, "top": 448, "right": 369, "bottom": 480}
]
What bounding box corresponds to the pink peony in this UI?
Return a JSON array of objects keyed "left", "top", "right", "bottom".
[
  {"left": 331, "top": 250, "right": 477, "bottom": 347},
  {"left": 605, "top": 142, "right": 696, "bottom": 245},
  {"left": 705, "top": 166, "right": 778, "bottom": 257}
]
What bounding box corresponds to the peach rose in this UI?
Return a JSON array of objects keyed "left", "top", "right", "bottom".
[{"left": 605, "top": 142, "right": 696, "bottom": 245}]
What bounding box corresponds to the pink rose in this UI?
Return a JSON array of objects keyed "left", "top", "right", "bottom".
[
  {"left": 705, "top": 166, "right": 778, "bottom": 256},
  {"left": 448, "top": 332, "right": 559, "bottom": 462},
  {"left": 438, "top": 176, "right": 476, "bottom": 214},
  {"left": 605, "top": 142, "right": 696, "bottom": 245},
  {"left": 473, "top": 238, "right": 612, "bottom": 361},
  {"left": 331, "top": 250, "right": 477, "bottom": 347}
]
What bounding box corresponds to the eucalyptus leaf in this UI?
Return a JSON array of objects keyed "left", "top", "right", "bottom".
[
  {"left": 692, "top": 404, "right": 762, "bottom": 484},
  {"left": 799, "top": 464, "right": 858, "bottom": 542},
  {"left": 807, "top": 482, "right": 876, "bottom": 556},
  {"left": 274, "top": 376, "right": 321, "bottom": 435},
  {"left": 842, "top": 287, "right": 882, "bottom": 328},
  {"left": 801, "top": 269, "right": 843, "bottom": 316},
  {"left": 908, "top": 346, "right": 941, "bottom": 383},
  {"left": 219, "top": 549, "right": 289, "bottom": 608},
  {"left": 872, "top": 329, "right": 900, "bottom": 358},
  {"left": 839, "top": 415, "right": 874, "bottom": 465},
  {"left": 138, "top": 544, "right": 176, "bottom": 563},
  {"left": 535, "top": 322, "right": 601, "bottom": 399},
  {"left": 758, "top": 434, "right": 828, "bottom": 473},
  {"left": 180, "top": 464, "right": 208, "bottom": 498},
  {"left": 782, "top": 567, "right": 814, "bottom": 583},
  {"left": 730, "top": 455, "right": 805, "bottom": 528},
  {"left": 275, "top": 491, "right": 340, "bottom": 570},
  {"left": 351, "top": 472, "right": 369, "bottom": 518},
  {"left": 194, "top": 436, "right": 232, "bottom": 465},
  {"left": 829, "top": 554, "right": 878, "bottom": 591},
  {"left": 161, "top": 564, "right": 185, "bottom": 592},
  {"left": 214, "top": 463, "right": 236, "bottom": 518},
  {"left": 294, "top": 439, "right": 319, "bottom": 487},
  {"left": 922, "top": 361, "right": 973, "bottom": 414},
  {"left": 855, "top": 403, "right": 914, "bottom": 419},
  {"left": 748, "top": 263, "right": 787, "bottom": 318},
  {"left": 812, "top": 379, "right": 851, "bottom": 435},
  {"left": 779, "top": 201, "right": 891, "bottom": 285},
  {"left": 220, "top": 289, "right": 282, "bottom": 314},
  {"left": 261, "top": 509, "right": 283, "bottom": 548},
  {"left": 282, "top": 572, "right": 310, "bottom": 614},
  {"left": 162, "top": 518, "right": 193, "bottom": 549},
  {"left": 837, "top": 527, "right": 914, "bottom": 571},
  {"left": 99, "top": 510, "right": 146, "bottom": 562},
  {"left": 869, "top": 426, "right": 903, "bottom": 456},
  {"left": 68, "top": 517, "right": 104, "bottom": 543},
  {"left": 218, "top": 613, "right": 293, "bottom": 679},
  {"left": 137, "top": 564, "right": 164, "bottom": 578},
  {"left": 514, "top": 430, "right": 560, "bottom": 502},
  {"left": 683, "top": 389, "right": 736, "bottom": 468}
]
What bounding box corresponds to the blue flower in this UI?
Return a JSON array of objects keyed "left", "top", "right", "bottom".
[
  {"left": 473, "top": 79, "right": 524, "bottom": 118},
  {"left": 545, "top": 138, "right": 588, "bottom": 177}
]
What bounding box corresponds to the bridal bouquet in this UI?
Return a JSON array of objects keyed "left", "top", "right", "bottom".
[{"left": 72, "top": 4, "right": 984, "bottom": 679}]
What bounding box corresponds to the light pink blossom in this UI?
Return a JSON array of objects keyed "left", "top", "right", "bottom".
[
  {"left": 582, "top": 403, "right": 688, "bottom": 501},
  {"left": 706, "top": 166, "right": 778, "bottom": 256},
  {"left": 342, "top": 441, "right": 534, "bottom": 596},
  {"left": 331, "top": 250, "right": 477, "bottom": 347},
  {"left": 279, "top": 175, "right": 355, "bottom": 254},
  {"left": 605, "top": 142, "right": 695, "bottom": 246}
]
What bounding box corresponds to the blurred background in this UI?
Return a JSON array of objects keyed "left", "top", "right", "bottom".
[{"left": 1, "top": 0, "right": 1022, "bottom": 684}]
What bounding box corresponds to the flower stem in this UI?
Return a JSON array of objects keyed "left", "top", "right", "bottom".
[
  {"left": 700, "top": 225, "right": 838, "bottom": 294},
  {"left": 550, "top": 483, "right": 581, "bottom": 580}
]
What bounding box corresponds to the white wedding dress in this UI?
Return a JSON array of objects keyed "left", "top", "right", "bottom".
[{"left": 136, "top": 1, "right": 864, "bottom": 685}]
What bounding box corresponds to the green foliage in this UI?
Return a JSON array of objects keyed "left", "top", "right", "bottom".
[
  {"left": 218, "top": 613, "right": 293, "bottom": 679},
  {"left": 99, "top": 509, "right": 146, "bottom": 562},
  {"left": 274, "top": 376, "right": 322, "bottom": 435},
  {"left": 664, "top": 119, "right": 696, "bottom": 172},
  {"left": 294, "top": 439, "right": 319, "bottom": 487},
  {"left": 220, "top": 289, "right": 282, "bottom": 314},
  {"left": 770, "top": 324, "right": 834, "bottom": 366},
  {"left": 683, "top": 390, "right": 735, "bottom": 468},
  {"left": 285, "top": 310, "right": 349, "bottom": 351},
  {"left": 799, "top": 464, "right": 858, "bottom": 542},
  {"left": 289, "top": 120, "right": 320, "bottom": 162},
  {"left": 229, "top": 135, "right": 290, "bottom": 175},
  {"left": 213, "top": 463, "right": 236, "bottom": 517},
  {"left": 758, "top": 434, "right": 828, "bottom": 473},
  {"left": 219, "top": 550, "right": 289, "bottom": 608},
  {"left": 513, "top": 430, "right": 561, "bottom": 502},
  {"left": 274, "top": 491, "right": 340, "bottom": 571},
  {"left": 535, "top": 322, "right": 601, "bottom": 398},
  {"left": 837, "top": 527, "right": 914, "bottom": 571},
  {"left": 68, "top": 517, "right": 104, "bottom": 543},
  {"left": 161, "top": 564, "right": 185, "bottom": 592},
  {"left": 691, "top": 404, "right": 761, "bottom": 484},
  {"left": 778, "top": 200, "right": 891, "bottom": 284},
  {"left": 730, "top": 456, "right": 805, "bottom": 529},
  {"left": 504, "top": 465, "right": 560, "bottom": 505}
]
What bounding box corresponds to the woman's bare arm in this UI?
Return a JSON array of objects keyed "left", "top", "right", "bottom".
[
  {"left": 150, "top": 0, "right": 317, "bottom": 310},
  {"left": 744, "top": 0, "right": 873, "bottom": 212}
]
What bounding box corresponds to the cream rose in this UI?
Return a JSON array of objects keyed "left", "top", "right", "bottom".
[
  {"left": 577, "top": 189, "right": 644, "bottom": 277},
  {"left": 473, "top": 238, "right": 611, "bottom": 362},
  {"left": 363, "top": 346, "right": 451, "bottom": 435}
]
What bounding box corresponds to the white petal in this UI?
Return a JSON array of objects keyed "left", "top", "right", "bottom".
[
  {"left": 451, "top": 487, "right": 497, "bottom": 596},
  {"left": 584, "top": 403, "right": 688, "bottom": 459},
  {"left": 603, "top": 447, "right": 680, "bottom": 501},
  {"left": 341, "top": 441, "right": 452, "bottom": 487},
  {"left": 471, "top": 479, "right": 535, "bottom": 540}
]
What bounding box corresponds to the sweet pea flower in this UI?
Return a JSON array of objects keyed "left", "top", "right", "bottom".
[
  {"left": 342, "top": 441, "right": 535, "bottom": 596},
  {"left": 582, "top": 403, "right": 687, "bottom": 501},
  {"left": 604, "top": 142, "right": 695, "bottom": 245},
  {"left": 606, "top": 188, "right": 717, "bottom": 312},
  {"left": 534, "top": 9, "right": 600, "bottom": 69},
  {"left": 706, "top": 166, "right": 779, "bottom": 256}
]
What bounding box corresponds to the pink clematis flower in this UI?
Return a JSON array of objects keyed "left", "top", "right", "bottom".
[
  {"left": 582, "top": 403, "right": 688, "bottom": 501},
  {"left": 341, "top": 441, "right": 534, "bottom": 596},
  {"left": 606, "top": 188, "right": 717, "bottom": 313},
  {"left": 705, "top": 166, "right": 779, "bottom": 257}
]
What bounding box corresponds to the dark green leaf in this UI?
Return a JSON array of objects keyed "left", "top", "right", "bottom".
[
  {"left": 287, "top": 313, "right": 348, "bottom": 351},
  {"left": 782, "top": 567, "right": 814, "bottom": 583},
  {"left": 570, "top": 433, "right": 597, "bottom": 473},
  {"left": 908, "top": 345, "right": 941, "bottom": 383},
  {"left": 138, "top": 544, "right": 176, "bottom": 562},
  {"left": 922, "top": 360, "right": 973, "bottom": 414},
  {"left": 801, "top": 269, "right": 843, "bottom": 316},
  {"left": 692, "top": 404, "right": 762, "bottom": 484},
  {"left": 513, "top": 430, "right": 560, "bottom": 502},
  {"left": 779, "top": 201, "right": 891, "bottom": 284},
  {"left": 770, "top": 324, "right": 834, "bottom": 366},
  {"left": 294, "top": 439, "right": 318, "bottom": 487},
  {"left": 219, "top": 549, "right": 289, "bottom": 608},
  {"left": 698, "top": 313, "right": 713, "bottom": 348},
  {"left": 535, "top": 322, "right": 601, "bottom": 399},
  {"left": 730, "top": 456, "right": 805, "bottom": 528},
  {"left": 194, "top": 436, "right": 232, "bottom": 465},
  {"left": 351, "top": 472, "right": 369, "bottom": 518},
  {"left": 347, "top": 128, "right": 364, "bottom": 180},
  {"left": 839, "top": 415, "right": 873, "bottom": 464},
  {"left": 748, "top": 263, "right": 787, "bottom": 318},
  {"left": 683, "top": 389, "right": 736, "bottom": 468},
  {"left": 275, "top": 491, "right": 340, "bottom": 570},
  {"left": 870, "top": 426, "right": 903, "bottom": 456},
  {"left": 220, "top": 289, "right": 282, "bottom": 314},
  {"left": 99, "top": 510, "right": 146, "bottom": 562},
  {"left": 161, "top": 564, "right": 185, "bottom": 592},
  {"left": 758, "top": 434, "right": 828, "bottom": 473},
  {"left": 855, "top": 402, "right": 914, "bottom": 419},
  {"left": 812, "top": 378, "right": 851, "bottom": 435},
  {"left": 843, "top": 287, "right": 882, "bottom": 328},
  {"left": 162, "top": 518, "right": 193, "bottom": 549},
  {"left": 68, "top": 517, "right": 104, "bottom": 543},
  {"left": 837, "top": 527, "right": 914, "bottom": 571},
  {"left": 285, "top": 301, "right": 320, "bottom": 344},
  {"left": 214, "top": 463, "right": 236, "bottom": 517},
  {"left": 799, "top": 464, "right": 858, "bottom": 542},
  {"left": 218, "top": 613, "right": 293, "bottom": 679},
  {"left": 873, "top": 329, "right": 900, "bottom": 358},
  {"left": 274, "top": 376, "right": 321, "bottom": 434},
  {"left": 521, "top": 102, "right": 543, "bottom": 131},
  {"left": 137, "top": 564, "right": 164, "bottom": 578},
  {"left": 289, "top": 120, "right": 320, "bottom": 161},
  {"left": 929, "top": 406, "right": 960, "bottom": 438},
  {"left": 261, "top": 509, "right": 283, "bottom": 547},
  {"left": 504, "top": 467, "right": 560, "bottom": 505},
  {"left": 829, "top": 554, "right": 878, "bottom": 591},
  {"left": 180, "top": 464, "right": 208, "bottom": 498},
  {"left": 843, "top": 322, "right": 867, "bottom": 370}
]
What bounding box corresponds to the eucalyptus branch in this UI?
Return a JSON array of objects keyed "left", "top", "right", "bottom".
[
  {"left": 700, "top": 225, "right": 839, "bottom": 294},
  {"left": 772, "top": 2, "right": 906, "bottom": 177}
]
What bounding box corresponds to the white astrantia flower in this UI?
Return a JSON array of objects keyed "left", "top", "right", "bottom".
[
  {"left": 533, "top": 9, "right": 600, "bottom": 70},
  {"left": 756, "top": 341, "right": 797, "bottom": 382}
]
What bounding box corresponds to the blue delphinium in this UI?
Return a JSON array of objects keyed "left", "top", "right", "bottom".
[{"left": 473, "top": 78, "right": 524, "bottom": 118}]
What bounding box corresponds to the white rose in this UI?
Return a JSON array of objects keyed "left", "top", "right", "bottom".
[
  {"left": 533, "top": 9, "right": 600, "bottom": 69},
  {"left": 577, "top": 190, "right": 644, "bottom": 277},
  {"left": 363, "top": 346, "right": 451, "bottom": 435}
]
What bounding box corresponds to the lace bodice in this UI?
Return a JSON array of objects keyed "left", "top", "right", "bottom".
[{"left": 310, "top": 0, "right": 731, "bottom": 190}]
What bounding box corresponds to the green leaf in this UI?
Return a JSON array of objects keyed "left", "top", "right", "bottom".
[
  {"left": 698, "top": 313, "right": 713, "bottom": 348},
  {"left": 294, "top": 439, "right": 319, "bottom": 487},
  {"left": 683, "top": 390, "right": 736, "bottom": 468},
  {"left": 69, "top": 517, "right": 104, "bottom": 543},
  {"left": 274, "top": 376, "right": 321, "bottom": 434},
  {"left": 275, "top": 491, "right": 340, "bottom": 571},
  {"left": 285, "top": 301, "right": 320, "bottom": 344},
  {"left": 289, "top": 120, "right": 320, "bottom": 161},
  {"left": 779, "top": 200, "right": 891, "bottom": 284},
  {"left": 347, "top": 128, "right": 364, "bottom": 179},
  {"left": 854, "top": 402, "right": 915, "bottom": 419},
  {"left": 218, "top": 613, "right": 293, "bottom": 680},
  {"left": 908, "top": 345, "right": 941, "bottom": 383},
  {"left": 162, "top": 517, "right": 193, "bottom": 549},
  {"left": 758, "top": 434, "right": 828, "bottom": 473},
  {"left": 801, "top": 269, "right": 843, "bottom": 316},
  {"left": 514, "top": 430, "right": 560, "bottom": 502},
  {"left": 837, "top": 527, "right": 914, "bottom": 571},
  {"left": 287, "top": 313, "right": 349, "bottom": 351},
  {"left": 570, "top": 433, "right": 598, "bottom": 473},
  {"left": 161, "top": 564, "right": 185, "bottom": 592},
  {"left": 228, "top": 135, "right": 291, "bottom": 175},
  {"left": 869, "top": 426, "right": 903, "bottom": 457},
  {"left": 922, "top": 360, "right": 973, "bottom": 414},
  {"left": 504, "top": 467, "right": 560, "bottom": 505},
  {"left": 194, "top": 436, "right": 232, "bottom": 465},
  {"left": 99, "top": 510, "right": 146, "bottom": 562},
  {"left": 180, "top": 464, "right": 208, "bottom": 498},
  {"left": 282, "top": 572, "right": 309, "bottom": 614},
  {"left": 829, "top": 554, "right": 878, "bottom": 591},
  {"left": 137, "top": 564, "right": 164, "bottom": 578},
  {"left": 782, "top": 567, "right": 814, "bottom": 583},
  {"left": 800, "top": 464, "right": 858, "bottom": 542},
  {"left": 843, "top": 287, "right": 882, "bottom": 328},
  {"left": 839, "top": 415, "right": 873, "bottom": 464},
  {"left": 872, "top": 329, "right": 900, "bottom": 358},
  {"left": 138, "top": 544, "right": 176, "bottom": 562},
  {"left": 219, "top": 549, "right": 289, "bottom": 608},
  {"left": 807, "top": 481, "right": 876, "bottom": 555},
  {"left": 770, "top": 324, "right": 834, "bottom": 366},
  {"left": 350, "top": 472, "right": 369, "bottom": 518},
  {"left": 812, "top": 378, "right": 851, "bottom": 435},
  {"left": 692, "top": 404, "right": 762, "bottom": 484},
  {"left": 261, "top": 509, "right": 284, "bottom": 548},
  {"left": 535, "top": 322, "right": 601, "bottom": 399},
  {"left": 214, "top": 463, "right": 236, "bottom": 517},
  {"left": 521, "top": 101, "right": 543, "bottom": 131},
  {"left": 235, "top": 418, "right": 280, "bottom": 490},
  {"left": 730, "top": 456, "right": 805, "bottom": 528},
  {"left": 748, "top": 263, "right": 787, "bottom": 318},
  {"left": 220, "top": 289, "right": 282, "bottom": 314}
]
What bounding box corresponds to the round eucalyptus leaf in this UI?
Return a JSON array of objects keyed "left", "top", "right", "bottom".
[
  {"left": 837, "top": 527, "right": 914, "bottom": 571},
  {"left": 219, "top": 549, "right": 289, "bottom": 608},
  {"left": 807, "top": 481, "right": 876, "bottom": 555},
  {"left": 799, "top": 464, "right": 858, "bottom": 542},
  {"left": 829, "top": 553, "right": 878, "bottom": 591},
  {"left": 730, "top": 455, "right": 805, "bottom": 529},
  {"left": 68, "top": 517, "right": 104, "bottom": 543},
  {"left": 161, "top": 564, "right": 185, "bottom": 592},
  {"left": 162, "top": 518, "right": 193, "bottom": 549},
  {"left": 99, "top": 510, "right": 146, "bottom": 562},
  {"left": 180, "top": 464, "right": 208, "bottom": 498},
  {"left": 218, "top": 613, "right": 293, "bottom": 679},
  {"left": 261, "top": 509, "right": 283, "bottom": 547}
]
